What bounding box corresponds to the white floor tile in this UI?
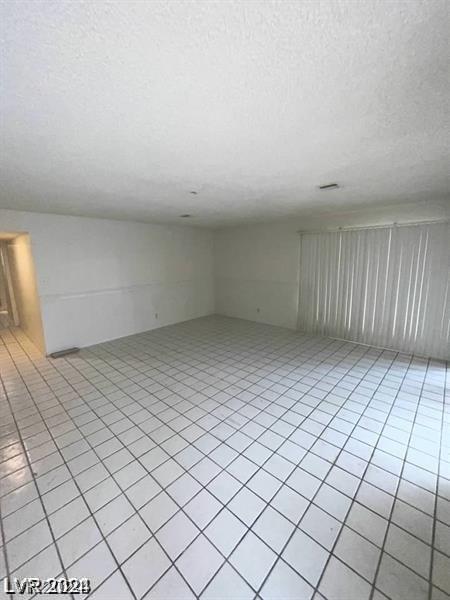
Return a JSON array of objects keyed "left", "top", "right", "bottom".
[
  {"left": 176, "top": 534, "right": 225, "bottom": 595},
  {"left": 345, "top": 503, "right": 388, "bottom": 548},
  {"left": 260, "top": 558, "right": 314, "bottom": 600},
  {"left": 228, "top": 487, "right": 266, "bottom": 526},
  {"left": 89, "top": 570, "right": 134, "bottom": 600},
  {"left": 12, "top": 544, "right": 62, "bottom": 581},
  {"left": 57, "top": 517, "right": 102, "bottom": 569},
  {"left": 155, "top": 510, "right": 200, "bottom": 560},
  {"left": 201, "top": 563, "right": 254, "bottom": 600},
  {"left": 6, "top": 519, "right": 53, "bottom": 571},
  {"left": 229, "top": 530, "right": 277, "bottom": 590},
  {"left": 253, "top": 505, "right": 295, "bottom": 553},
  {"left": 125, "top": 474, "right": 162, "bottom": 509},
  {"left": 286, "top": 467, "right": 322, "bottom": 500},
  {"left": 271, "top": 484, "right": 309, "bottom": 524},
  {"left": 385, "top": 523, "right": 431, "bottom": 579},
  {"left": 432, "top": 551, "right": 450, "bottom": 596},
  {"left": 3, "top": 498, "right": 45, "bottom": 541},
  {"left": 145, "top": 566, "right": 195, "bottom": 600},
  {"left": 151, "top": 458, "right": 184, "bottom": 487},
  {"left": 319, "top": 556, "right": 371, "bottom": 600},
  {"left": 376, "top": 553, "right": 429, "bottom": 600},
  {"left": 122, "top": 538, "right": 171, "bottom": 598},
  {"left": 166, "top": 472, "right": 202, "bottom": 506},
  {"left": 95, "top": 493, "right": 135, "bottom": 536},
  {"left": 66, "top": 541, "right": 116, "bottom": 595},
  {"left": 334, "top": 525, "right": 381, "bottom": 582},
  {"left": 299, "top": 504, "right": 341, "bottom": 550},
  {"left": 207, "top": 470, "right": 242, "bottom": 504},
  {"left": 184, "top": 489, "right": 222, "bottom": 529},
  {"left": 435, "top": 521, "right": 450, "bottom": 556},
  {"left": 48, "top": 496, "right": 90, "bottom": 539},
  {"left": 106, "top": 513, "right": 151, "bottom": 564},
  {"left": 247, "top": 469, "right": 282, "bottom": 502},
  {"left": 314, "top": 483, "right": 352, "bottom": 522},
  {"left": 83, "top": 477, "right": 121, "bottom": 513},
  {"left": 140, "top": 491, "right": 178, "bottom": 533},
  {"left": 204, "top": 508, "right": 247, "bottom": 557},
  {"left": 0, "top": 317, "right": 446, "bottom": 600},
  {"left": 282, "top": 529, "right": 329, "bottom": 587}
]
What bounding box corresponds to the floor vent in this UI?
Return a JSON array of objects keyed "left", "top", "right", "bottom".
[{"left": 50, "top": 347, "right": 80, "bottom": 358}]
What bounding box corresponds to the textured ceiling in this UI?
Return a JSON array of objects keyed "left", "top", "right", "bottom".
[{"left": 1, "top": 0, "right": 449, "bottom": 227}]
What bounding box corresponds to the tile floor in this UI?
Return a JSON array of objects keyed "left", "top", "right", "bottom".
[{"left": 0, "top": 316, "right": 449, "bottom": 600}]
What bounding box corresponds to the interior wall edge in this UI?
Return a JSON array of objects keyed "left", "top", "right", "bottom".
[{"left": 5, "top": 233, "right": 47, "bottom": 353}]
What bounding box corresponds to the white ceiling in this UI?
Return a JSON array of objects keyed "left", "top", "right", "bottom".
[{"left": 1, "top": 0, "right": 449, "bottom": 227}]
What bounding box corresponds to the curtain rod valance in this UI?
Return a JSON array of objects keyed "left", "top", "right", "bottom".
[{"left": 296, "top": 218, "right": 449, "bottom": 235}]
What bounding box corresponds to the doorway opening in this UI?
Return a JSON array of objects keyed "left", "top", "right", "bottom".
[{"left": 0, "top": 232, "right": 46, "bottom": 353}]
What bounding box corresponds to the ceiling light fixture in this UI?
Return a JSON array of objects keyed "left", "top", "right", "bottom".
[{"left": 318, "top": 183, "right": 339, "bottom": 190}]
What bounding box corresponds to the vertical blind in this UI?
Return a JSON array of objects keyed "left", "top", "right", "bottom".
[{"left": 298, "top": 221, "right": 450, "bottom": 360}]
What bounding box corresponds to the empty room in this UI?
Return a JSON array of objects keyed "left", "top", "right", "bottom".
[{"left": 0, "top": 1, "right": 449, "bottom": 599}]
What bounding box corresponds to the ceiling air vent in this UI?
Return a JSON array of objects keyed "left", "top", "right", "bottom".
[{"left": 318, "top": 183, "right": 339, "bottom": 190}]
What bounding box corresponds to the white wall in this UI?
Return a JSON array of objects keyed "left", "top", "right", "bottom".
[
  {"left": 1, "top": 199, "right": 447, "bottom": 356},
  {"left": 0, "top": 209, "right": 214, "bottom": 353},
  {"left": 214, "top": 223, "right": 300, "bottom": 329},
  {"left": 6, "top": 234, "right": 46, "bottom": 352},
  {"left": 214, "top": 200, "right": 450, "bottom": 332},
  {"left": 0, "top": 256, "right": 8, "bottom": 310}
]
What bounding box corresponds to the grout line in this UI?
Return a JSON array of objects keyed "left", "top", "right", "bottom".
[
  {"left": 427, "top": 360, "right": 447, "bottom": 600},
  {"left": 0, "top": 332, "right": 139, "bottom": 600},
  {"left": 50, "top": 328, "right": 356, "bottom": 596},
  {"left": 0, "top": 352, "right": 74, "bottom": 600},
  {"left": 0, "top": 318, "right": 447, "bottom": 599},
  {"left": 4, "top": 325, "right": 366, "bottom": 596},
  {"left": 0, "top": 326, "right": 442, "bottom": 596},
  {"left": 368, "top": 356, "right": 435, "bottom": 600},
  {"left": 256, "top": 347, "right": 412, "bottom": 598},
  {"left": 12, "top": 325, "right": 403, "bottom": 596}
]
